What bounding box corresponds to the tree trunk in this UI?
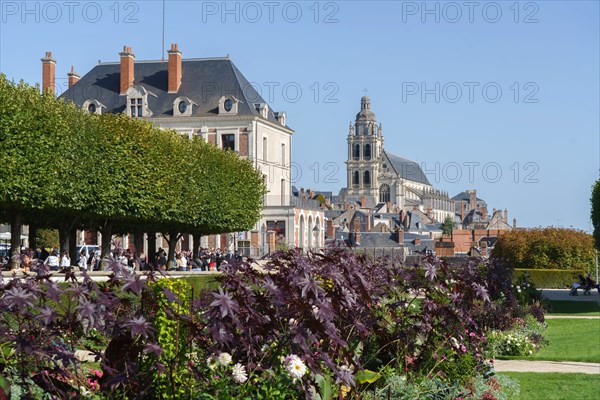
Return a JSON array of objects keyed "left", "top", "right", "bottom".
[
  {"left": 58, "top": 223, "right": 70, "bottom": 255},
  {"left": 9, "top": 210, "right": 22, "bottom": 269},
  {"left": 133, "top": 229, "right": 145, "bottom": 255},
  {"left": 28, "top": 223, "right": 37, "bottom": 250},
  {"left": 69, "top": 226, "right": 77, "bottom": 265},
  {"left": 192, "top": 233, "right": 201, "bottom": 259},
  {"left": 164, "top": 232, "right": 181, "bottom": 270},
  {"left": 100, "top": 222, "right": 112, "bottom": 261},
  {"left": 147, "top": 232, "right": 156, "bottom": 267}
]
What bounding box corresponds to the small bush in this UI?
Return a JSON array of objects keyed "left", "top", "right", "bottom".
[{"left": 513, "top": 269, "right": 587, "bottom": 288}]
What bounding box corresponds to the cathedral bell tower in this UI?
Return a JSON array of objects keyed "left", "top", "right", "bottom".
[{"left": 346, "top": 96, "right": 383, "bottom": 207}]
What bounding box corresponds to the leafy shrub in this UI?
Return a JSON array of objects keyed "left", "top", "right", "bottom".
[
  {"left": 485, "top": 316, "right": 546, "bottom": 358},
  {"left": 491, "top": 228, "right": 594, "bottom": 270},
  {"left": 513, "top": 268, "right": 586, "bottom": 288},
  {"left": 486, "top": 331, "right": 536, "bottom": 357}
]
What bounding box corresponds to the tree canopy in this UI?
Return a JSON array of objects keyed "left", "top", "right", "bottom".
[
  {"left": 591, "top": 179, "right": 600, "bottom": 250},
  {"left": 440, "top": 215, "right": 456, "bottom": 238},
  {"left": 490, "top": 227, "right": 595, "bottom": 271},
  {"left": 0, "top": 74, "right": 265, "bottom": 256}
]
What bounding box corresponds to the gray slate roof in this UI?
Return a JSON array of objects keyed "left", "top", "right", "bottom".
[
  {"left": 60, "top": 58, "right": 285, "bottom": 125},
  {"left": 384, "top": 151, "right": 431, "bottom": 185},
  {"left": 451, "top": 191, "right": 484, "bottom": 202},
  {"left": 358, "top": 232, "right": 402, "bottom": 248}
]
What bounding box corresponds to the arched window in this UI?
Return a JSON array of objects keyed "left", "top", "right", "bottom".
[
  {"left": 364, "top": 144, "right": 371, "bottom": 160},
  {"left": 353, "top": 144, "right": 360, "bottom": 160},
  {"left": 353, "top": 171, "right": 360, "bottom": 187},
  {"left": 364, "top": 170, "right": 371, "bottom": 186},
  {"left": 379, "top": 184, "right": 390, "bottom": 203}
]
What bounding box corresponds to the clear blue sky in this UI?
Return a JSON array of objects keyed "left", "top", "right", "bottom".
[{"left": 1, "top": 0, "right": 598, "bottom": 230}]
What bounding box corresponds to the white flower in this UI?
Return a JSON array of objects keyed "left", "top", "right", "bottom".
[
  {"left": 232, "top": 363, "right": 248, "bottom": 383},
  {"left": 516, "top": 285, "right": 520, "bottom": 290},
  {"left": 449, "top": 337, "right": 460, "bottom": 349},
  {"left": 284, "top": 354, "right": 308, "bottom": 381},
  {"left": 207, "top": 355, "right": 218, "bottom": 370},
  {"left": 218, "top": 352, "right": 232, "bottom": 366}
]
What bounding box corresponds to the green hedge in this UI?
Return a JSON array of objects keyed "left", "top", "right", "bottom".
[
  {"left": 176, "top": 275, "right": 221, "bottom": 299},
  {"left": 513, "top": 268, "right": 587, "bottom": 289}
]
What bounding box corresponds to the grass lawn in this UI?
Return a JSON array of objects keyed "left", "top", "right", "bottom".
[
  {"left": 545, "top": 300, "right": 600, "bottom": 316},
  {"left": 500, "top": 372, "right": 600, "bottom": 400},
  {"left": 528, "top": 319, "right": 600, "bottom": 362}
]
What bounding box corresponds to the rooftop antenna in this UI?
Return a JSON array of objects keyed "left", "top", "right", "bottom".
[{"left": 161, "top": 0, "right": 166, "bottom": 62}]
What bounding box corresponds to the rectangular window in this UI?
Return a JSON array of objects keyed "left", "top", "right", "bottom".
[
  {"left": 222, "top": 134, "right": 235, "bottom": 151},
  {"left": 130, "top": 98, "right": 143, "bottom": 118}
]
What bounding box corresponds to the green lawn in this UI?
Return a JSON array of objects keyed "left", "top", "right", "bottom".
[
  {"left": 500, "top": 372, "right": 600, "bottom": 400},
  {"left": 545, "top": 300, "right": 600, "bottom": 316},
  {"left": 528, "top": 319, "right": 600, "bottom": 362}
]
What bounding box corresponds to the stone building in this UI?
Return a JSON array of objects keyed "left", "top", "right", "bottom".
[
  {"left": 342, "top": 96, "right": 454, "bottom": 222},
  {"left": 40, "top": 44, "right": 323, "bottom": 256}
]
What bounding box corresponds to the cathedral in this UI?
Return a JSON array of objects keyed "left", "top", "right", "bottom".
[{"left": 341, "top": 96, "right": 454, "bottom": 223}]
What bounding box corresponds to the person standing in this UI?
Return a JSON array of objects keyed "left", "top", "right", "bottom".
[
  {"left": 78, "top": 249, "right": 88, "bottom": 271},
  {"left": 60, "top": 250, "right": 71, "bottom": 271}
]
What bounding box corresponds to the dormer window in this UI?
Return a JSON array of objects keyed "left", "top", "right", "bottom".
[
  {"left": 255, "top": 103, "right": 269, "bottom": 119},
  {"left": 173, "top": 96, "right": 196, "bottom": 117},
  {"left": 274, "top": 111, "right": 286, "bottom": 126},
  {"left": 82, "top": 99, "right": 104, "bottom": 115},
  {"left": 218, "top": 96, "right": 239, "bottom": 115},
  {"left": 125, "top": 85, "right": 155, "bottom": 118}
]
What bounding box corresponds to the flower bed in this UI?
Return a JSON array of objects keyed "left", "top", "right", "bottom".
[{"left": 0, "top": 249, "right": 544, "bottom": 399}]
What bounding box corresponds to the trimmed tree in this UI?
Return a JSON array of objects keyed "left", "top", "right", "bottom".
[{"left": 491, "top": 227, "right": 595, "bottom": 271}]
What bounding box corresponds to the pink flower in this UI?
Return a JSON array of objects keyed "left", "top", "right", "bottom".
[
  {"left": 470, "top": 332, "right": 476, "bottom": 337},
  {"left": 461, "top": 345, "right": 467, "bottom": 352}
]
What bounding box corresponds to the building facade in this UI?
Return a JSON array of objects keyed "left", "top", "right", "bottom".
[
  {"left": 45, "top": 44, "right": 323, "bottom": 256},
  {"left": 343, "top": 96, "right": 454, "bottom": 222}
]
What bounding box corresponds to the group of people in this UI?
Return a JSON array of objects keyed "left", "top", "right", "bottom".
[
  {"left": 2, "top": 246, "right": 244, "bottom": 273},
  {"left": 1, "top": 247, "right": 103, "bottom": 272},
  {"left": 149, "top": 247, "right": 243, "bottom": 272}
]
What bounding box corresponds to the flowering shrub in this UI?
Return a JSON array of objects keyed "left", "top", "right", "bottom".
[
  {"left": 484, "top": 315, "right": 547, "bottom": 358},
  {"left": 0, "top": 248, "right": 535, "bottom": 399},
  {"left": 486, "top": 331, "right": 536, "bottom": 357}
]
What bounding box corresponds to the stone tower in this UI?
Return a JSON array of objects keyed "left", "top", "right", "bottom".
[{"left": 346, "top": 96, "right": 384, "bottom": 206}]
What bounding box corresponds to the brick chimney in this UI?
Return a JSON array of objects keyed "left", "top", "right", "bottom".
[
  {"left": 67, "top": 66, "right": 80, "bottom": 89},
  {"left": 326, "top": 219, "right": 334, "bottom": 239},
  {"left": 353, "top": 218, "right": 361, "bottom": 244},
  {"left": 167, "top": 43, "right": 182, "bottom": 93},
  {"left": 414, "top": 238, "right": 421, "bottom": 246},
  {"left": 119, "top": 46, "right": 135, "bottom": 95},
  {"left": 461, "top": 202, "right": 465, "bottom": 222},
  {"left": 41, "top": 51, "right": 56, "bottom": 94},
  {"left": 481, "top": 206, "right": 487, "bottom": 220},
  {"left": 360, "top": 195, "right": 366, "bottom": 208},
  {"left": 468, "top": 189, "right": 476, "bottom": 210},
  {"left": 513, "top": 218, "right": 517, "bottom": 228},
  {"left": 366, "top": 212, "right": 372, "bottom": 232},
  {"left": 503, "top": 209, "right": 508, "bottom": 223},
  {"left": 395, "top": 226, "right": 404, "bottom": 243}
]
